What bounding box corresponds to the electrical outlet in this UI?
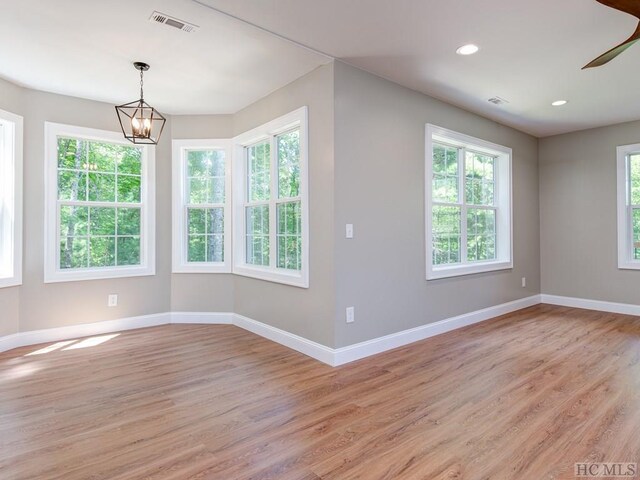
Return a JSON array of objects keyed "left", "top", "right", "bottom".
[
  {"left": 521, "top": 277, "right": 526, "bottom": 288},
  {"left": 108, "top": 294, "right": 118, "bottom": 307},
  {"left": 346, "top": 306, "right": 355, "bottom": 323}
]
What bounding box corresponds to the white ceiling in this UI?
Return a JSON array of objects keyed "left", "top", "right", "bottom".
[
  {"left": 0, "top": 0, "right": 329, "bottom": 115},
  {"left": 3, "top": 1, "right": 640, "bottom": 136},
  {"left": 196, "top": 0, "right": 640, "bottom": 137}
]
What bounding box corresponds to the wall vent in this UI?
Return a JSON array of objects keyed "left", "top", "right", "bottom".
[
  {"left": 149, "top": 11, "right": 199, "bottom": 33},
  {"left": 488, "top": 96, "right": 509, "bottom": 106}
]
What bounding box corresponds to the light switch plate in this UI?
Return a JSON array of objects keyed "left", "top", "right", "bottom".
[{"left": 346, "top": 224, "right": 354, "bottom": 239}]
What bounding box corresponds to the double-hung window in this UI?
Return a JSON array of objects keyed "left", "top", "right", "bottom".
[
  {"left": 0, "top": 109, "right": 23, "bottom": 288},
  {"left": 232, "top": 107, "right": 309, "bottom": 288},
  {"left": 426, "top": 124, "right": 512, "bottom": 279},
  {"left": 172, "top": 139, "right": 231, "bottom": 272},
  {"left": 616, "top": 143, "right": 640, "bottom": 269},
  {"left": 44, "top": 122, "right": 155, "bottom": 283}
]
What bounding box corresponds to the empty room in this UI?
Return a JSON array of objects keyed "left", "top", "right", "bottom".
[{"left": 2, "top": 0, "right": 640, "bottom": 478}]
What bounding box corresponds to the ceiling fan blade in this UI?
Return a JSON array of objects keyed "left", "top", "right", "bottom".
[
  {"left": 583, "top": 21, "right": 640, "bottom": 69},
  {"left": 596, "top": 0, "right": 640, "bottom": 19}
]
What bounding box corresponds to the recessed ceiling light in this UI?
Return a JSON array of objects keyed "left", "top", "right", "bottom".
[
  {"left": 456, "top": 44, "right": 479, "bottom": 55},
  {"left": 552, "top": 100, "right": 568, "bottom": 106}
]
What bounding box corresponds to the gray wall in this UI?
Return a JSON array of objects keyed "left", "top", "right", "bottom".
[
  {"left": 232, "top": 64, "right": 336, "bottom": 347},
  {"left": 170, "top": 114, "right": 236, "bottom": 313},
  {"left": 0, "top": 79, "right": 173, "bottom": 334},
  {"left": 539, "top": 120, "right": 640, "bottom": 303},
  {"left": 333, "top": 62, "right": 540, "bottom": 347}
]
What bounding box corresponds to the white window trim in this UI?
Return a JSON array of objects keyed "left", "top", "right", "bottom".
[
  {"left": 617, "top": 142, "right": 640, "bottom": 270},
  {"left": 44, "top": 122, "right": 156, "bottom": 283},
  {"left": 232, "top": 106, "right": 309, "bottom": 288},
  {"left": 0, "top": 109, "right": 23, "bottom": 289},
  {"left": 172, "top": 139, "right": 231, "bottom": 273},
  {"left": 425, "top": 124, "right": 513, "bottom": 280}
]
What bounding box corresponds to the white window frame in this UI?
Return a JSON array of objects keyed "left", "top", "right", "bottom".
[
  {"left": 44, "top": 122, "right": 156, "bottom": 283},
  {"left": 617, "top": 142, "right": 640, "bottom": 270},
  {"left": 232, "top": 106, "right": 309, "bottom": 288},
  {"left": 0, "top": 109, "right": 23, "bottom": 289},
  {"left": 425, "top": 124, "right": 513, "bottom": 280},
  {"left": 172, "top": 139, "right": 231, "bottom": 273}
]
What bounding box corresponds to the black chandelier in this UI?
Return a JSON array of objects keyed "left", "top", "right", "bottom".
[{"left": 115, "top": 62, "right": 166, "bottom": 145}]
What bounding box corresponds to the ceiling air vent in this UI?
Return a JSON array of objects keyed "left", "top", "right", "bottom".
[
  {"left": 149, "top": 11, "right": 199, "bottom": 33},
  {"left": 488, "top": 96, "right": 509, "bottom": 106}
]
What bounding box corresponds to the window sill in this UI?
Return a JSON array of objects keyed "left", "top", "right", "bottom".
[
  {"left": 0, "top": 276, "right": 22, "bottom": 289},
  {"left": 233, "top": 264, "right": 309, "bottom": 288},
  {"left": 618, "top": 261, "right": 640, "bottom": 270},
  {"left": 427, "top": 260, "right": 513, "bottom": 280},
  {"left": 173, "top": 263, "right": 231, "bottom": 274},
  {"left": 44, "top": 265, "right": 155, "bottom": 284}
]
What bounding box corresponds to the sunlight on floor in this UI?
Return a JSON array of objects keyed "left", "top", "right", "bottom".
[
  {"left": 1, "top": 363, "right": 42, "bottom": 381},
  {"left": 26, "top": 340, "right": 76, "bottom": 356},
  {"left": 63, "top": 334, "right": 120, "bottom": 350},
  {"left": 24, "top": 334, "right": 121, "bottom": 356}
]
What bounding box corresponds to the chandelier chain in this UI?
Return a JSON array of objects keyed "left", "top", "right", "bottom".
[{"left": 139, "top": 69, "right": 144, "bottom": 101}]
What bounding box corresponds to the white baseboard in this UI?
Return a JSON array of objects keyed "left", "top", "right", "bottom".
[
  {"left": 0, "top": 295, "right": 542, "bottom": 366},
  {"left": 233, "top": 313, "right": 336, "bottom": 365},
  {"left": 332, "top": 295, "right": 542, "bottom": 366},
  {"left": 540, "top": 294, "right": 640, "bottom": 316},
  {"left": 0, "top": 312, "right": 172, "bottom": 354}
]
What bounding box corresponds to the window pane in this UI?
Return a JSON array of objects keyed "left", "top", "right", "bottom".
[
  {"left": 467, "top": 208, "right": 497, "bottom": 262},
  {"left": 89, "top": 237, "right": 116, "bottom": 267},
  {"left": 278, "top": 129, "right": 300, "bottom": 198},
  {"left": 247, "top": 142, "right": 271, "bottom": 202},
  {"left": 58, "top": 170, "right": 87, "bottom": 201},
  {"left": 117, "top": 147, "right": 142, "bottom": 175},
  {"left": 465, "top": 151, "right": 495, "bottom": 206},
  {"left": 207, "top": 207, "right": 224, "bottom": 235},
  {"left": 188, "top": 235, "right": 206, "bottom": 262},
  {"left": 208, "top": 177, "right": 225, "bottom": 204},
  {"left": 630, "top": 154, "right": 640, "bottom": 205},
  {"left": 117, "top": 236, "right": 141, "bottom": 265},
  {"left": 117, "top": 208, "right": 141, "bottom": 236},
  {"left": 89, "top": 141, "right": 117, "bottom": 172},
  {"left": 246, "top": 205, "right": 269, "bottom": 266},
  {"left": 206, "top": 235, "right": 224, "bottom": 263},
  {"left": 188, "top": 208, "right": 206, "bottom": 235},
  {"left": 432, "top": 144, "right": 459, "bottom": 203},
  {"left": 187, "top": 149, "right": 225, "bottom": 205},
  {"left": 88, "top": 173, "right": 116, "bottom": 202},
  {"left": 432, "top": 206, "right": 461, "bottom": 265},
  {"left": 634, "top": 208, "right": 640, "bottom": 260},
  {"left": 117, "top": 175, "right": 141, "bottom": 203},
  {"left": 60, "top": 237, "right": 88, "bottom": 269},
  {"left": 57, "top": 137, "right": 86, "bottom": 169},
  {"left": 89, "top": 208, "right": 116, "bottom": 236},
  {"left": 188, "top": 151, "right": 209, "bottom": 177},
  {"left": 277, "top": 201, "right": 301, "bottom": 270},
  {"left": 60, "top": 206, "right": 88, "bottom": 237},
  {"left": 189, "top": 179, "right": 208, "bottom": 204}
]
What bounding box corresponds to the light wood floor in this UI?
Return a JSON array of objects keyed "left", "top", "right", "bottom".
[{"left": 2, "top": 304, "right": 640, "bottom": 479}]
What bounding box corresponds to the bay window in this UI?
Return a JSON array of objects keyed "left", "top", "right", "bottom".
[
  {"left": 232, "top": 107, "right": 308, "bottom": 288},
  {"left": 44, "top": 122, "right": 155, "bottom": 283}
]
